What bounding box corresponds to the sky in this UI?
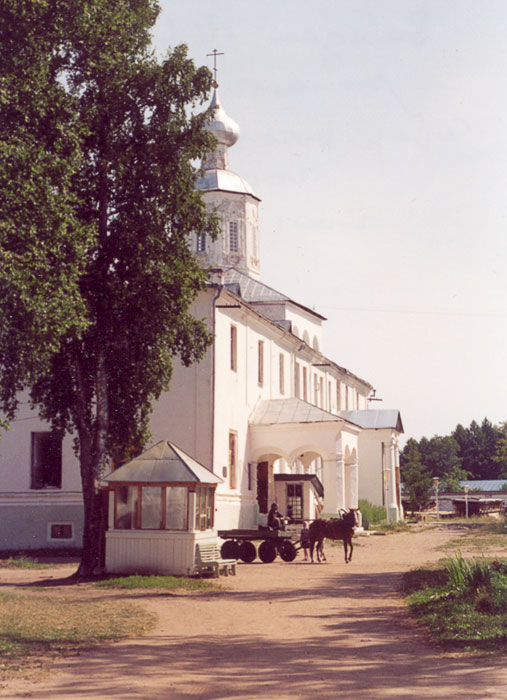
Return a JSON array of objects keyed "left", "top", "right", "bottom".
[{"left": 153, "top": 0, "right": 507, "bottom": 443}]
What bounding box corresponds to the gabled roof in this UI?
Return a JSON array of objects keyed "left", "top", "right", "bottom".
[
  {"left": 339, "top": 409, "right": 404, "bottom": 433},
  {"left": 250, "top": 398, "right": 348, "bottom": 426},
  {"left": 103, "top": 441, "right": 222, "bottom": 485}
]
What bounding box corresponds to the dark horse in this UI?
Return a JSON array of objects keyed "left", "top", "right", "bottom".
[{"left": 309, "top": 509, "right": 359, "bottom": 564}]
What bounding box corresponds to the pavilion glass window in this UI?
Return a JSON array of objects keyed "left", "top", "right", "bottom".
[
  {"left": 141, "top": 486, "right": 162, "bottom": 529},
  {"left": 302, "top": 366, "right": 308, "bottom": 401},
  {"left": 115, "top": 485, "right": 138, "bottom": 529},
  {"left": 31, "top": 432, "right": 62, "bottom": 489},
  {"left": 115, "top": 485, "right": 188, "bottom": 530},
  {"left": 229, "top": 221, "right": 239, "bottom": 252},
  {"left": 195, "top": 486, "right": 215, "bottom": 531},
  {"left": 166, "top": 487, "right": 188, "bottom": 530},
  {"left": 295, "top": 362, "right": 300, "bottom": 398}
]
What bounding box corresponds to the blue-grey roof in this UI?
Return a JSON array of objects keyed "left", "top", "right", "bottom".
[
  {"left": 250, "top": 398, "right": 352, "bottom": 426},
  {"left": 223, "top": 268, "right": 327, "bottom": 320},
  {"left": 339, "top": 410, "right": 404, "bottom": 433},
  {"left": 103, "top": 441, "right": 222, "bottom": 485},
  {"left": 197, "top": 169, "right": 260, "bottom": 200},
  {"left": 460, "top": 480, "right": 507, "bottom": 491}
]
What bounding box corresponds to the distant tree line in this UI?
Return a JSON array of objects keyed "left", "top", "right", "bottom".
[{"left": 400, "top": 418, "right": 507, "bottom": 512}]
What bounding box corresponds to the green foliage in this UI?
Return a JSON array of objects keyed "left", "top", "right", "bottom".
[
  {"left": 0, "top": 1, "right": 219, "bottom": 575},
  {"left": 400, "top": 439, "right": 432, "bottom": 511},
  {"left": 358, "top": 499, "right": 386, "bottom": 525},
  {"left": 402, "top": 417, "right": 507, "bottom": 497},
  {"left": 402, "top": 557, "right": 507, "bottom": 651}
]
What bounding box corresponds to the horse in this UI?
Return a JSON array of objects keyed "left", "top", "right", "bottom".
[{"left": 308, "top": 508, "right": 359, "bottom": 564}]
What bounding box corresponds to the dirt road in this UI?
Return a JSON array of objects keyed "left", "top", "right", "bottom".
[{"left": 1, "top": 525, "right": 506, "bottom": 699}]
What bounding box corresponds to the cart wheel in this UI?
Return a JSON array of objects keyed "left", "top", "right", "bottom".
[
  {"left": 221, "top": 540, "right": 240, "bottom": 559},
  {"left": 258, "top": 540, "right": 277, "bottom": 563},
  {"left": 278, "top": 540, "right": 297, "bottom": 562},
  {"left": 238, "top": 540, "right": 257, "bottom": 563}
]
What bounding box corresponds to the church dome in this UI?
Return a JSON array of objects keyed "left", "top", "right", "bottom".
[
  {"left": 206, "top": 89, "right": 240, "bottom": 147},
  {"left": 196, "top": 168, "right": 260, "bottom": 200}
]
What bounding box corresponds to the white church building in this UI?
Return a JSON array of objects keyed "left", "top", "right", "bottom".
[{"left": 0, "top": 86, "right": 404, "bottom": 555}]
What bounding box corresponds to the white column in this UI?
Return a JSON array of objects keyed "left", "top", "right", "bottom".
[
  {"left": 322, "top": 453, "right": 345, "bottom": 515},
  {"left": 188, "top": 492, "right": 197, "bottom": 532},
  {"left": 386, "top": 439, "right": 400, "bottom": 522},
  {"left": 348, "top": 459, "right": 359, "bottom": 509}
]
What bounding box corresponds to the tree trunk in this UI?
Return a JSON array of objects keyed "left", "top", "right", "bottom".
[{"left": 74, "top": 351, "right": 109, "bottom": 578}]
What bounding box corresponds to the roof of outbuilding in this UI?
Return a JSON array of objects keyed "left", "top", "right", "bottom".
[
  {"left": 103, "top": 440, "right": 222, "bottom": 485},
  {"left": 459, "top": 480, "right": 507, "bottom": 491},
  {"left": 339, "top": 409, "right": 404, "bottom": 433}
]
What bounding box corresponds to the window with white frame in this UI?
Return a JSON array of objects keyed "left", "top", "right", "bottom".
[
  {"left": 48, "top": 523, "right": 73, "bottom": 541},
  {"left": 279, "top": 353, "right": 285, "bottom": 394},
  {"left": 195, "top": 486, "right": 215, "bottom": 530},
  {"left": 295, "top": 362, "right": 300, "bottom": 398},
  {"left": 229, "top": 221, "right": 239, "bottom": 252},
  {"left": 302, "top": 366, "right": 308, "bottom": 401}
]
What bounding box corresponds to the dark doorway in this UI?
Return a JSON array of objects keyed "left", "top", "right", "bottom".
[{"left": 257, "top": 461, "right": 268, "bottom": 514}]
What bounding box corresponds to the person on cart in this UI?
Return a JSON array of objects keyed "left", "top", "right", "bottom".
[{"left": 268, "top": 502, "right": 286, "bottom": 531}]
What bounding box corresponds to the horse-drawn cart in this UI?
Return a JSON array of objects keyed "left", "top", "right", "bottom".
[{"left": 217, "top": 529, "right": 298, "bottom": 563}]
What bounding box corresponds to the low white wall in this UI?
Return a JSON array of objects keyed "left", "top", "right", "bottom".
[{"left": 105, "top": 529, "right": 218, "bottom": 576}]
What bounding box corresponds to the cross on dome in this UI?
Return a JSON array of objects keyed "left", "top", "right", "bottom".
[{"left": 206, "top": 49, "right": 224, "bottom": 86}]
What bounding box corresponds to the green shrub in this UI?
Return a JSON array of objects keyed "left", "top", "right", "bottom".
[
  {"left": 403, "top": 556, "right": 507, "bottom": 651},
  {"left": 358, "top": 499, "right": 386, "bottom": 526}
]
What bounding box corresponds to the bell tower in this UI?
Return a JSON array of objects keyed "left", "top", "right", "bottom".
[{"left": 195, "top": 62, "right": 261, "bottom": 279}]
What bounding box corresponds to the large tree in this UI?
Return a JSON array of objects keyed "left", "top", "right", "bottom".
[
  {"left": 0, "top": 0, "right": 218, "bottom": 575},
  {"left": 400, "top": 438, "right": 432, "bottom": 513}
]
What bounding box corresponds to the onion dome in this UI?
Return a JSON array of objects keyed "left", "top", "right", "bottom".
[{"left": 206, "top": 88, "right": 240, "bottom": 147}]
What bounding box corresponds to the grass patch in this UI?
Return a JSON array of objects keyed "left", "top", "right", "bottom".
[
  {"left": 94, "top": 574, "right": 218, "bottom": 591},
  {"left": 0, "top": 590, "right": 154, "bottom": 681},
  {"left": 402, "top": 554, "right": 507, "bottom": 653},
  {"left": 0, "top": 555, "right": 51, "bottom": 570},
  {"left": 374, "top": 520, "right": 414, "bottom": 534},
  {"left": 438, "top": 520, "right": 507, "bottom": 553}
]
